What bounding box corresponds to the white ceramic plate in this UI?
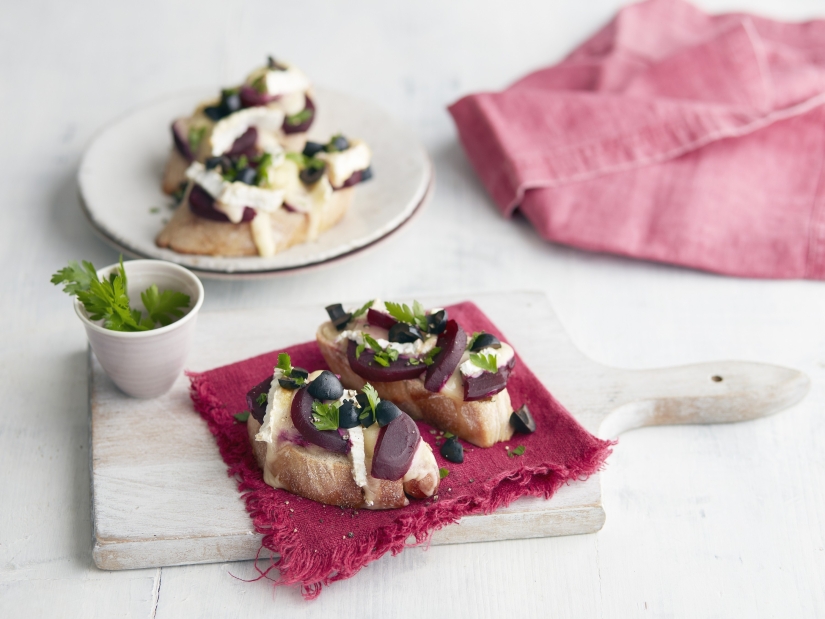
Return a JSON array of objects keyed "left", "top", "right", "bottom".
[{"left": 78, "top": 88, "right": 432, "bottom": 278}]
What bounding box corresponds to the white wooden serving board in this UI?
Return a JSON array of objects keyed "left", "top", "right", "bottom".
[{"left": 89, "top": 292, "right": 809, "bottom": 570}]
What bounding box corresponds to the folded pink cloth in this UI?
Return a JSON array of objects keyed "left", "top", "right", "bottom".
[{"left": 449, "top": 0, "right": 825, "bottom": 279}]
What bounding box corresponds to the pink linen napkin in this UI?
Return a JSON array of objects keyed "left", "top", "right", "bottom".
[{"left": 449, "top": 0, "right": 825, "bottom": 279}]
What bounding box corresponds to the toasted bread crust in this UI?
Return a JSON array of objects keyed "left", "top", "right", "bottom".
[
  {"left": 155, "top": 187, "right": 353, "bottom": 257},
  {"left": 316, "top": 322, "right": 515, "bottom": 448},
  {"left": 246, "top": 416, "right": 410, "bottom": 509}
]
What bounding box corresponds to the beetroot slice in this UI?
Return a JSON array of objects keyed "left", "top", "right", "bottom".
[
  {"left": 424, "top": 320, "right": 467, "bottom": 392},
  {"left": 367, "top": 308, "right": 397, "bottom": 330},
  {"left": 282, "top": 96, "right": 316, "bottom": 134},
  {"left": 346, "top": 340, "right": 426, "bottom": 382},
  {"left": 246, "top": 376, "right": 273, "bottom": 423},
  {"left": 371, "top": 413, "right": 421, "bottom": 480},
  {"left": 462, "top": 355, "right": 516, "bottom": 401},
  {"left": 188, "top": 184, "right": 256, "bottom": 223},
  {"left": 171, "top": 120, "right": 194, "bottom": 161},
  {"left": 290, "top": 386, "right": 349, "bottom": 454},
  {"left": 239, "top": 85, "right": 279, "bottom": 108},
  {"left": 225, "top": 126, "right": 258, "bottom": 157}
]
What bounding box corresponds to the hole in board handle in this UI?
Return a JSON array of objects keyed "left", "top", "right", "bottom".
[{"left": 711, "top": 375, "right": 723, "bottom": 382}]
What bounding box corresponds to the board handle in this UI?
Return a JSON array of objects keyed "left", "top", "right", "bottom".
[{"left": 598, "top": 361, "right": 809, "bottom": 438}]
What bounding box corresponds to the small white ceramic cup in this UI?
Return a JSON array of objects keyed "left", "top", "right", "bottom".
[{"left": 74, "top": 259, "right": 204, "bottom": 398}]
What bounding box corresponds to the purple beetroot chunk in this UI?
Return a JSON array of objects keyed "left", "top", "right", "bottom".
[
  {"left": 371, "top": 413, "right": 421, "bottom": 480},
  {"left": 189, "top": 184, "right": 256, "bottom": 223},
  {"left": 346, "top": 340, "right": 426, "bottom": 382},
  {"left": 424, "top": 320, "right": 467, "bottom": 392},
  {"left": 282, "top": 96, "right": 316, "bottom": 134},
  {"left": 171, "top": 119, "right": 194, "bottom": 162},
  {"left": 290, "top": 386, "right": 349, "bottom": 454},
  {"left": 225, "top": 126, "right": 258, "bottom": 157},
  {"left": 367, "top": 308, "right": 397, "bottom": 330},
  {"left": 246, "top": 376, "right": 273, "bottom": 423},
  {"left": 463, "top": 355, "right": 516, "bottom": 401},
  {"left": 239, "top": 85, "right": 278, "bottom": 108}
]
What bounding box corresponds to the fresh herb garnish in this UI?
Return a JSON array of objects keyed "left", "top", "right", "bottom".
[
  {"left": 286, "top": 108, "right": 313, "bottom": 126},
  {"left": 277, "top": 352, "right": 293, "bottom": 375},
  {"left": 508, "top": 445, "right": 526, "bottom": 458},
  {"left": 422, "top": 346, "right": 441, "bottom": 366},
  {"left": 254, "top": 152, "right": 272, "bottom": 185},
  {"left": 439, "top": 467, "right": 450, "bottom": 479},
  {"left": 384, "top": 300, "right": 429, "bottom": 332},
  {"left": 256, "top": 392, "right": 268, "bottom": 406},
  {"left": 251, "top": 74, "right": 267, "bottom": 94},
  {"left": 285, "top": 152, "right": 325, "bottom": 170},
  {"left": 350, "top": 299, "right": 374, "bottom": 320},
  {"left": 467, "top": 332, "right": 483, "bottom": 351},
  {"left": 51, "top": 257, "right": 190, "bottom": 332},
  {"left": 361, "top": 334, "right": 398, "bottom": 367},
  {"left": 234, "top": 411, "right": 251, "bottom": 422},
  {"left": 358, "top": 383, "right": 380, "bottom": 424},
  {"left": 312, "top": 400, "right": 340, "bottom": 431},
  {"left": 355, "top": 343, "right": 365, "bottom": 359},
  {"left": 188, "top": 125, "right": 207, "bottom": 153},
  {"left": 444, "top": 431, "right": 455, "bottom": 439},
  {"left": 469, "top": 352, "right": 497, "bottom": 373}
]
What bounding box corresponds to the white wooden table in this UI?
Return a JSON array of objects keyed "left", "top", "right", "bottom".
[{"left": 2, "top": 0, "right": 824, "bottom": 617}]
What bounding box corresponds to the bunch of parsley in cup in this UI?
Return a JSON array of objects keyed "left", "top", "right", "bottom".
[{"left": 52, "top": 257, "right": 204, "bottom": 398}]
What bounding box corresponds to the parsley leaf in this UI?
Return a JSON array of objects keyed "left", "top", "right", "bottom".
[
  {"left": 362, "top": 383, "right": 380, "bottom": 417},
  {"left": 141, "top": 284, "right": 191, "bottom": 327},
  {"left": 422, "top": 346, "right": 441, "bottom": 366},
  {"left": 256, "top": 392, "right": 268, "bottom": 406},
  {"left": 52, "top": 256, "right": 191, "bottom": 332},
  {"left": 508, "top": 445, "right": 526, "bottom": 458},
  {"left": 188, "top": 126, "right": 207, "bottom": 152},
  {"left": 350, "top": 299, "right": 374, "bottom": 320},
  {"left": 363, "top": 334, "right": 383, "bottom": 354},
  {"left": 285, "top": 152, "right": 325, "bottom": 170},
  {"left": 355, "top": 343, "right": 365, "bottom": 359},
  {"left": 286, "top": 108, "right": 313, "bottom": 126},
  {"left": 312, "top": 400, "right": 340, "bottom": 431},
  {"left": 439, "top": 467, "right": 450, "bottom": 479},
  {"left": 470, "top": 352, "right": 498, "bottom": 373},
  {"left": 234, "top": 411, "right": 250, "bottom": 422},
  {"left": 384, "top": 301, "right": 415, "bottom": 325},
  {"left": 277, "top": 352, "right": 293, "bottom": 376}
]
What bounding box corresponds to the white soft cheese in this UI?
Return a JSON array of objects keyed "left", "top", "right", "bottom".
[
  {"left": 459, "top": 343, "right": 515, "bottom": 378},
  {"left": 336, "top": 329, "right": 437, "bottom": 357},
  {"left": 269, "top": 158, "right": 333, "bottom": 215},
  {"left": 217, "top": 182, "right": 284, "bottom": 221},
  {"left": 264, "top": 66, "right": 311, "bottom": 97},
  {"left": 347, "top": 426, "right": 368, "bottom": 489},
  {"left": 278, "top": 91, "right": 307, "bottom": 116},
  {"left": 315, "top": 140, "right": 372, "bottom": 188},
  {"left": 256, "top": 369, "right": 294, "bottom": 444},
  {"left": 210, "top": 107, "right": 286, "bottom": 156},
  {"left": 185, "top": 162, "right": 225, "bottom": 197}
]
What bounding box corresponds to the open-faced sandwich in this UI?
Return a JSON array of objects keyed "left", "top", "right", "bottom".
[
  {"left": 246, "top": 354, "right": 440, "bottom": 509},
  {"left": 317, "top": 300, "right": 527, "bottom": 448},
  {"left": 156, "top": 134, "right": 373, "bottom": 257},
  {"left": 162, "top": 56, "right": 316, "bottom": 195}
]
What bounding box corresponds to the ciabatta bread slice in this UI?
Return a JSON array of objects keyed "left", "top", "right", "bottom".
[
  {"left": 156, "top": 185, "right": 352, "bottom": 257},
  {"left": 316, "top": 320, "right": 514, "bottom": 448}
]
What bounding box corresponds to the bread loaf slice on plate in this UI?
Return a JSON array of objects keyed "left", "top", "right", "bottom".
[{"left": 316, "top": 301, "right": 517, "bottom": 448}]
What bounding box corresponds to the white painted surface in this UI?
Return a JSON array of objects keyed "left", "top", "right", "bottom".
[{"left": 2, "top": 0, "right": 825, "bottom": 616}]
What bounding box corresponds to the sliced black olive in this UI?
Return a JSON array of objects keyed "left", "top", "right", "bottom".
[
  {"left": 267, "top": 55, "right": 287, "bottom": 71},
  {"left": 355, "top": 392, "right": 370, "bottom": 409},
  {"left": 388, "top": 322, "right": 422, "bottom": 344},
  {"left": 426, "top": 310, "right": 447, "bottom": 334},
  {"left": 470, "top": 332, "right": 501, "bottom": 352},
  {"left": 307, "top": 370, "right": 344, "bottom": 401},
  {"left": 204, "top": 105, "right": 225, "bottom": 121},
  {"left": 291, "top": 367, "right": 309, "bottom": 380},
  {"left": 299, "top": 164, "right": 326, "bottom": 185},
  {"left": 329, "top": 135, "right": 349, "bottom": 152},
  {"left": 302, "top": 141, "right": 325, "bottom": 157},
  {"left": 205, "top": 156, "right": 223, "bottom": 170},
  {"left": 278, "top": 376, "right": 301, "bottom": 390},
  {"left": 360, "top": 166, "right": 373, "bottom": 182},
  {"left": 338, "top": 400, "right": 360, "bottom": 429},
  {"left": 325, "top": 303, "right": 352, "bottom": 331},
  {"left": 236, "top": 167, "right": 257, "bottom": 185},
  {"left": 375, "top": 400, "right": 402, "bottom": 427},
  {"left": 221, "top": 90, "right": 242, "bottom": 114},
  {"left": 440, "top": 437, "right": 464, "bottom": 463},
  {"left": 510, "top": 404, "right": 536, "bottom": 434}
]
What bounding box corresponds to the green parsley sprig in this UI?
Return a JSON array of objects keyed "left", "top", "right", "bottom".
[
  {"left": 312, "top": 400, "right": 340, "bottom": 431},
  {"left": 276, "top": 352, "right": 305, "bottom": 386},
  {"left": 422, "top": 346, "right": 442, "bottom": 366},
  {"left": 358, "top": 383, "right": 381, "bottom": 425},
  {"left": 384, "top": 300, "right": 429, "bottom": 332},
  {"left": 469, "top": 352, "right": 498, "bottom": 373},
  {"left": 360, "top": 334, "right": 399, "bottom": 367},
  {"left": 286, "top": 108, "right": 313, "bottom": 127},
  {"left": 51, "top": 257, "right": 190, "bottom": 332},
  {"left": 508, "top": 445, "right": 526, "bottom": 458}
]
